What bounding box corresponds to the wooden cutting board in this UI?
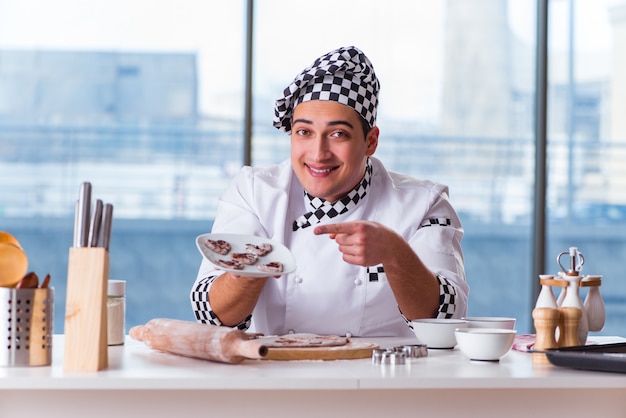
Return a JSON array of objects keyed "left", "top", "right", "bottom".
[{"left": 262, "top": 340, "right": 379, "bottom": 361}]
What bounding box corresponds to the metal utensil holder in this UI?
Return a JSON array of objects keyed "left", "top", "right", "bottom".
[{"left": 0, "top": 287, "right": 54, "bottom": 367}]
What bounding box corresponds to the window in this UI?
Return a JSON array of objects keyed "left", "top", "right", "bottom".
[
  {"left": 546, "top": 0, "right": 626, "bottom": 335},
  {"left": 1, "top": 0, "right": 624, "bottom": 337},
  {"left": 0, "top": 0, "right": 246, "bottom": 330},
  {"left": 253, "top": 0, "right": 538, "bottom": 332}
]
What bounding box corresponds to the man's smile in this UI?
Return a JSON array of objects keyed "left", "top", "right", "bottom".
[{"left": 306, "top": 164, "right": 338, "bottom": 176}]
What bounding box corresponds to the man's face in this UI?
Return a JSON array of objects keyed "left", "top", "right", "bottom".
[{"left": 290, "top": 100, "right": 378, "bottom": 202}]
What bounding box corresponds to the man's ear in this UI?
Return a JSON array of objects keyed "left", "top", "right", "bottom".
[{"left": 365, "top": 126, "right": 379, "bottom": 156}]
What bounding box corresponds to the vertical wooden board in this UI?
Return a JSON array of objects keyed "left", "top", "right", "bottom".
[{"left": 63, "top": 247, "right": 109, "bottom": 371}]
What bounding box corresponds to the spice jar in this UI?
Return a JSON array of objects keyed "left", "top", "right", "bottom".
[{"left": 107, "top": 279, "right": 126, "bottom": 346}]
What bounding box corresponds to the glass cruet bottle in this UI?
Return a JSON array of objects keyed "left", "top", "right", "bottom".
[
  {"left": 535, "top": 275, "right": 557, "bottom": 309},
  {"left": 583, "top": 275, "right": 605, "bottom": 332}
]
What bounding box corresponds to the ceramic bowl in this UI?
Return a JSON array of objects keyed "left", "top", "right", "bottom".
[
  {"left": 462, "top": 316, "right": 516, "bottom": 329},
  {"left": 410, "top": 318, "right": 469, "bottom": 349},
  {"left": 454, "top": 328, "right": 516, "bottom": 361}
]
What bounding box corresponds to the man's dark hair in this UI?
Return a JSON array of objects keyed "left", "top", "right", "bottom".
[{"left": 359, "top": 115, "right": 373, "bottom": 139}]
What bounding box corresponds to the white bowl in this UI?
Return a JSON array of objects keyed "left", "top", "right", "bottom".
[
  {"left": 463, "top": 316, "right": 516, "bottom": 329},
  {"left": 410, "top": 318, "right": 469, "bottom": 349},
  {"left": 454, "top": 328, "right": 516, "bottom": 361}
]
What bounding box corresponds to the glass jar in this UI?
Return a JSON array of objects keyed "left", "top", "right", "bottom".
[{"left": 107, "top": 280, "right": 126, "bottom": 346}]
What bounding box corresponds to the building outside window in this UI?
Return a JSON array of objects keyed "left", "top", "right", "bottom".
[{"left": 1, "top": 0, "right": 625, "bottom": 335}]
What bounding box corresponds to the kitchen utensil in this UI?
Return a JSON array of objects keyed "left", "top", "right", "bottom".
[
  {"left": 0, "top": 242, "right": 28, "bottom": 288},
  {"left": 107, "top": 280, "right": 126, "bottom": 346},
  {"left": 462, "top": 316, "right": 516, "bottom": 329},
  {"left": 410, "top": 318, "right": 468, "bottom": 349},
  {"left": 129, "top": 318, "right": 268, "bottom": 364},
  {"left": 89, "top": 199, "right": 103, "bottom": 247},
  {"left": 76, "top": 182, "right": 92, "bottom": 247},
  {"left": 371, "top": 348, "right": 406, "bottom": 365},
  {"left": 372, "top": 344, "right": 428, "bottom": 363},
  {"left": 559, "top": 275, "right": 588, "bottom": 345},
  {"left": 15, "top": 271, "right": 38, "bottom": 289},
  {"left": 454, "top": 328, "right": 516, "bottom": 361},
  {"left": 396, "top": 344, "right": 428, "bottom": 359},
  {"left": 65, "top": 182, "right": 114, "bottom": 371},
  {"left": 40, "top": 273, "right": 51, "bottom": 289},
  {"left": 1, "top": 286, "right": 54, "bottom": 366},
  {"left": 531, "top": 307, "right": 560, "bottom": 365},
  {"left": 584, "top": 275, "right": 606, "bottom": 331},
  {"left": 535, "top": 274, "right": 558, "bottom": 309},
  {"left": 100, "top": 203, "right": 113, "bottom": 251},
  {"left": 557, "top": 307, "right": 583, "bottom": 347}
]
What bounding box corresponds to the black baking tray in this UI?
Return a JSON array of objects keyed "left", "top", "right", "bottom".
[{"left": 545, "top": 342, "right": 626, "bottom": 373}]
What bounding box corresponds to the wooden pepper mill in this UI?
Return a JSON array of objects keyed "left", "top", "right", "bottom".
[
  {"left": 532, "top": 307, "right": 560, "bottom": 365},
  {"left": 557, "top": 307, "right": 582, "bottom": 348}
]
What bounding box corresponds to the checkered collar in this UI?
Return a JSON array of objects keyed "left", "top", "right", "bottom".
[{"left": 292, "top": 159, "right": 373, "bottom": 231}]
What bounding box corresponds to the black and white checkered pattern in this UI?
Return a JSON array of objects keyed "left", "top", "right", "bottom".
[
  {"left": 420, "top": 218, "right": 452, "bottom": 228},
  {"left": 436, "top": 274, "right": 457, "bottom": 318},
  {"left": 190, "top": 275, "right": 252, "bottom": 330},
  {"left": 367, "top": 265, "right": 385, "bottom": 282},
  {"left": 292, "top": 159, "right": 373, "bottom": 231},
  {"left": 274, "top": 46, "right": 380, "bottom": 134},
  {"left": 401, "top": 274, "right": 458, "bottom": 326}
]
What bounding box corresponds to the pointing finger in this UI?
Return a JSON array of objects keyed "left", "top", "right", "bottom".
[{"left": 314, "top": 223, "right": 341, "bottom": 235}]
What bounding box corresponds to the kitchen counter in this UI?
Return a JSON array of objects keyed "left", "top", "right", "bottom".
[{"left": 2, "top": 335, "right": 626, "bottom": 417}]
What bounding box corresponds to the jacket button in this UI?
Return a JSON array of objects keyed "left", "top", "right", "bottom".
[
  {"left": 354, "top": 278, "right": 362, "bottom": 286},
  {"left": 295, "top": 276, "right": 303, "bottom": 284}
]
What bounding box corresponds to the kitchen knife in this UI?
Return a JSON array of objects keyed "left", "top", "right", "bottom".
[
  {"left": 89, "top": 199, "right": 103, "bottom": 247},
  {"left": 73, "top": 199, "right": 80, "bottom": 247},
  {"left": 77, "top": 182, "right": 92, "bottom": 247},
  {"left": 100, "top": 203, "right": 114, "bottom": 251}
]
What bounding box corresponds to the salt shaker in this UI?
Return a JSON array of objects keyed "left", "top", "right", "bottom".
[{"left": 107, "top": 279, "right": 126, "bottom": 346}]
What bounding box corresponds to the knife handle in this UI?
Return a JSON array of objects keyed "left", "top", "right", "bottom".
[
  {"left": 77, "top": 182, "right": 92, "bottom": 247},
  {"left": 100, "top": 203, "right": 114, "bottom": 251},
  {"left": 89, "top": 199, "right": 103, "bottom": 247},
  {"left": 73, "top": 200, "right": 80, "bottom": 247}
]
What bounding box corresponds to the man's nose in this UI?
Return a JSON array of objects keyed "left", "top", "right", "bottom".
[{"left": 311, "top": 137, "right": 331, "bottom": 159}]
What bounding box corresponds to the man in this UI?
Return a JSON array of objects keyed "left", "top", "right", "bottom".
[{"left": 191, "top": 46, "right": 468, "bottom": 337}]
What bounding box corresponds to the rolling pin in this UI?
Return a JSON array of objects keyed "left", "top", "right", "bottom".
[{"left": 129, "top": 318, "right": 268, "bottom": 364}]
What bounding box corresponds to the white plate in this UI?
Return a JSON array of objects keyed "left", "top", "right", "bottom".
[{"left": 196, "top": 233, "right": 296, "bottom": 278}]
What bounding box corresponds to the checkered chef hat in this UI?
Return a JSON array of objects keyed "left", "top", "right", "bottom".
[{"left": 273, "top": 46, "right": 380, "bottom": 134}]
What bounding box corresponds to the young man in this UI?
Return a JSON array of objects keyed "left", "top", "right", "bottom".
[{"left": 191, "top": 46, "right": 468, "bottom": 337}]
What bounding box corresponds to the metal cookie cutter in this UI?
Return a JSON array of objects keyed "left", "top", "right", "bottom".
[
  {"left": 371, "top": 348, "right": 407, "bottom": 365},
  {"left": 372, "top": 344, "right": 428, "bottom": 365},
  {"left": 395, "top": 344, "right": 428, "bottom": 359}
]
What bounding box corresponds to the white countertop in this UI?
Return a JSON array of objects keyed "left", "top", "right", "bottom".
[
  {"left": 3, "top": 335, "right": 626, "bottom": 391},
  {"left": 4, "top": 335, "right": 626, "bottom": 417}
]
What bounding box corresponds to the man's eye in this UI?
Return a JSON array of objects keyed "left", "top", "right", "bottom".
[
  {"left": 331, "top": 131, "right": 348, "bottom": 138},
  {"left": 295, "top": 129, "right": 309, "bottom": 136}
]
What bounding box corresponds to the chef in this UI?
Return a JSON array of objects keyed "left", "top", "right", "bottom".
[{"left": 191, "top": 46, "right": 469, "bottom": 337}]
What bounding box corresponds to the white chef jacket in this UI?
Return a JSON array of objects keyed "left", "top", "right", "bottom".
[{"left": 191, "top": 157, "right": 468, "bottom": 338}]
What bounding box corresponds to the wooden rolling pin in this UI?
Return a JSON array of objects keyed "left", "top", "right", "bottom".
[{"left": 129, "top": 318, "right": 268, "bottom": 364}]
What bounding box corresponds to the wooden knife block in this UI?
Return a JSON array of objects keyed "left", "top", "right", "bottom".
[{"left": 63, "top": 247, "right": 109, "bottom": 371}]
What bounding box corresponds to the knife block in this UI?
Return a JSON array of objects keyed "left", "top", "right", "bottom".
[{"left": 63, "top": 247, "right": 109, "bottom": 371}]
